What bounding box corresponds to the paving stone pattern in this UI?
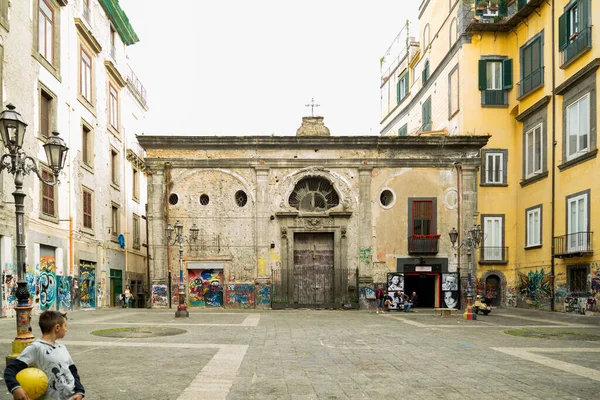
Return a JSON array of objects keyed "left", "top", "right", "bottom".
[{"left": 0, "top": 307, "right": 598, "bottom": 399}]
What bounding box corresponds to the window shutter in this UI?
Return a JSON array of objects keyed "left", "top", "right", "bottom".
[
  {"left": 502, "top": 59, "right": 513, "bottom": 89},
  {"left": 558, "top": 13, "right": 567, "bottom": 50},
  {"left": 422, "top": 67, "right": 426, "bottom": 84},
  {"left": 478, "top": 60, "right": 487, "bottom": 90},
  {"left": 396, "top": 81, "right": 401, "bottom": 103},
  {"left": 579, "top": 0, "right": 589, "bottom": 28},
  {"left": 404, "top": 73, "right": 409, "bottom": 95}
]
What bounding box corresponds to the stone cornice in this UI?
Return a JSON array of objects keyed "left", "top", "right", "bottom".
[
  {"left": 105, "top": 60, "right": 127, "bottom": 88},
  {"left": 515, "top": 95, "right": 551, "bottom": 122},
  {"left": 74, "top": 18, "right": 102, "bottom": 54},
  {"left": 555, "top": 58, "right": 600, "bottom": 95},
  {"left": 137, "top": 135, "right": 490, "bottom": 151}
]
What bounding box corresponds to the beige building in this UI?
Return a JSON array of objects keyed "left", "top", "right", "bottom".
[
  {"left": 139, "top": 117, "right": 488, "bottom": 309},
  {"left": 0, "top": 0, "right": 148, "bottom": 316}
]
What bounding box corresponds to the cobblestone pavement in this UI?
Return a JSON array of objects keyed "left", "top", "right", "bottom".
[{"left": 1, "top": 307, "right": 599, "bottom": 399}]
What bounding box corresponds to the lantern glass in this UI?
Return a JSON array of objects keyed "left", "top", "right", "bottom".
[
  {"left": 448, "top": 227, "right": 458, "bottom": 247},
  {"left": 0, "top": 104, "right": 27, "bottom": 153},
  {"left": 43, "top": 131, "right": 69, "bottom": 173},
  {"left": 190, "top": 224, "right": 199, "bottom": 240}
]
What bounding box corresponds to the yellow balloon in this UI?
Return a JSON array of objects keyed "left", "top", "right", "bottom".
[{"left": 16, "top": 367, "right": 49, "bottom": 400}]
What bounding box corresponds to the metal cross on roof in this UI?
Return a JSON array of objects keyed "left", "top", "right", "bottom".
[{"left": 305, "top": 98, "right": 320, "bottom": 117}]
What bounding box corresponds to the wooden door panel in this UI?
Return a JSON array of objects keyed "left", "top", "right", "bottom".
[{"left": 293, "top": 233, "right": 334, "bottom": 306}]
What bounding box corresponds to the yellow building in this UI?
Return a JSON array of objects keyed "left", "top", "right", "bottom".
[{"left": 380, "top": 0, "right": 599, "bottom": 314}]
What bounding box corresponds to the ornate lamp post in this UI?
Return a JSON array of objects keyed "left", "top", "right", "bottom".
[
  {"left": 166, "top": 220, "right": 198, "bottom": 318},
  {"left": 449, "top": 224, "right": 482, "bottom": 320},
  {"left": 0, "top": 104, "right": 68, "bottom": 360}
]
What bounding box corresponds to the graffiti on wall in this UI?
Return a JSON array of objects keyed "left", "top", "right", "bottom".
[
  {"left": 188, "top": 269, "right": 223, "bottom": 307},
  {"left": 57, "top": 276, "right": 73, "bottom": 311},
  {"left": 359, "top": 248, "right": 371, "bottom": 265},
  {"left": 226, "top": 284, "right": 254, "bottom": 306},
  {"left": 39, "top": 256, "right": 56, "bottom": 311},
  {"left": 152, "top": 285, "right": 168, "bottom": 307},
  {"left": 256, "top": 284, "right": 271, "bottom": 307},
  {"left": 2, "top": 263, "right": 18, "bottom": 317},
  {"left": 79, "top": 266, "right": 96, "bottom": 309},
  {"left": 359, "top": 287, "right": 375, "bottom": 300},
  {"left": 516, "top": 268, "right": 552, "bottom": 308},
  {"left": 564, "top": 297, "right": 586, "bottom": 315}
]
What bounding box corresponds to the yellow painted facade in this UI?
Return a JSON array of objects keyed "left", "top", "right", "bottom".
[{"left": 381, "top": 0, "right": 600, "bottom": 313}]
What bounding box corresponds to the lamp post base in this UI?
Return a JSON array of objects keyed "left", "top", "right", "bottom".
[
  {"left": 463, "top": 305, "right": 477, "bottom": 320},
  {"left": 6, "top": 305, "right": 35, "bottom": 365},
  {"left": 175, "top": 309, "right": 189, "bottom": 318},
  {"left": 175, "top": 291, "right": 189, "bottom": 318}
]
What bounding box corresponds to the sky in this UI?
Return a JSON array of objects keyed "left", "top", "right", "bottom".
[{"left": 119, "top": 0, "right": 419, "bottom": 136}]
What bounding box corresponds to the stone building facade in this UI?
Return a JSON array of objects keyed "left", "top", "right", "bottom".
[{"left": 139, "top": 117, "right": 489, "bottom": 309}]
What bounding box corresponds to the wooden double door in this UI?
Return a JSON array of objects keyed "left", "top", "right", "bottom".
[{"left": 293, "top": 233, "right": 334, "bottom": 306}]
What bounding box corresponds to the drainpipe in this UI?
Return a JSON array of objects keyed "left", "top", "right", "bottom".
[{"left": 550, "top": 0, "right": 556, "bottom": 312}]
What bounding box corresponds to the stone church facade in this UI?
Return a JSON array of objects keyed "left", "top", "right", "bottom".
[{"left": 138, "top": 117, "right": 489, "bottom": 309}]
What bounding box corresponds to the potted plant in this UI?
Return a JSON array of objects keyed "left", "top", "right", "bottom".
[
  {"left": 477, "top": 0, "right": 488, "bottom": 9},
  {"left": 489, "top": 0, "right": 499, "bottom": 10}
]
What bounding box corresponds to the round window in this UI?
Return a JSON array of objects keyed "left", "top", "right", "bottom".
[
  {"left": 200, "top": 194, "right": 210, "bottom": 205},
  {"left": 168, "top": 193, "right": 179, "bottom": 205},
  {"left": 380, "top": 190, "right": 394, "bottom": 207},
  {"left": 235, "top": 190, "right": 248, "bottom": 207}
]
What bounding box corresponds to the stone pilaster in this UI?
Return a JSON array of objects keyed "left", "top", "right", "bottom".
[
  {"left": 255, "top": 167, "right": 270, "bottom": 281},
  {"left": 147, "top": 167, "right": 167, "bottom": 285},
  {"left": 358, "top": 167, "right": 373, "bottom": 280}
]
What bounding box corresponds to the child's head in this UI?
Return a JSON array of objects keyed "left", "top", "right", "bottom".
[{"left": 39, "top": 310, "right": 67, "bottom": 336}]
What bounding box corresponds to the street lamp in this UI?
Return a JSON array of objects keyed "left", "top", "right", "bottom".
[
  {"left": 449, "top": 224, "right": 482, "bottom": 320},
  {"left": 0, "top": 104, "right": 68, "bottom": 359},
  {"left": 166, "top": 220, "right": 198, "bottom": 318}
]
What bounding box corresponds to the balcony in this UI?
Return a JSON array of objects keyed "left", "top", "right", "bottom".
[
  {"left": 482, "top": 89, "right": 507, "bottom": 106},
  {"left": 408, "top": 234, "right": 440, "bottom": 254},
  {"left": 479, "top": 246, "right": 508, "bottom": 263},
  {"left": 518, "top": 67, "right": 543, "bottom": 97},
  {"left": 466, "top": 0, "right": 547, "bottom": 33},
  {"left": 553, "top": 232, "right": 593, "bottom": 258},
  {"left": 561, "top": 27, "right": 592, "bottom": 68},
  {"left": 127, "top": 65, "right": 148, "bottom": 110}
]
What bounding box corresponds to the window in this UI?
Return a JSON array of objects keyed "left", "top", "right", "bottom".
[
  {"left": 566, "top": 93, "right": 590, "bottom": 160},
  {"left": 411, "top": 200, "right": 434, "bottom": 235},
  {"left": 567, "top": 191, "right": 589, "bottom": 252},
  {"left": 38, "top": 0, "right": 54, "bottom": 63},
  {"left": 558, "top": 0, "right": 591, "bottom": 66},
  {"left": 0, "top": 0, "right": 9, "bottom": 31},
  {"left": 526, "top": 205, "right": 542, "bottom": 247},
  {"left": 525, "top": 124, "right": 543, "bottom": 178},
  {"left": 482, "top": 150, "right": 507, "bottom": 185},
  {"left": 81, "top": 123, "right": 92, "bottom": 168},
  {"left": 110, "top": 149, "right": 119, "bottom": 186},
  {"left": 111, "top": 204, "right": 119, "bottom": 238},
  {"left": 423, "top": 24, "right": 430, "bottom": 51},
  {"left": 40, "top": 89, "right": 52, "bottom": 138},
  {"left": 567, "top": 265, "right": 588, "bottom": 292},
  {"left": 41, "top": 168, "right": 56, "bottom": 218},
  {"left": 82, "top": 0, "right": 91, "bottom": 22},
  {"left": 448, "top": 66, "right": 459, "bottom": 117},
  {"left": 110, "top": 25, "right": 116, "bottom": 59},
  {"left": 397, "top": 72, "right": 409, "bottom": 103},
  {"left": 449, "top": 18, "right": 457, "bottom": 47},
  {"left": 132, "top": 167, "right": 139, "bottom": 201},
  {"left": 80, "top": 47, "right": 92, "bottom": 102},
  {"left": 109, "top": 84, "right": 118, "bottom": 129},
  {"left": 422, "top": 97, "right": 432, "bottom": 132},
  {"left": 399, "top": 124, "right": 408, "bottom": 136},
  {"left": 132, "top": 214, "right": 140, "bottom": 250},
  {"left": 288, "top": 176, "right": 340, "bottom": 211},
  {"left": 482, "top": 215, "right": 504, "bottom": 261},
  {"left": 83, "top": 188, "right": 93, "bottom": 229},
  {"left": 478, "top": 58, "right": 512, "bottom": 105},
  {"left": 422, "top": 61, "right": 430, "bottom": 84},
  {"left": 520, "top": 34, "right": 544, "bottom": 97}
]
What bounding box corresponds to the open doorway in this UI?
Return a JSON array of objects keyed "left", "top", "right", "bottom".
[{"left": 404, "top": 273, "right": 437, "bottom": 308}]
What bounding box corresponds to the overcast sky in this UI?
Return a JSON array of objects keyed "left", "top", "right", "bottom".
[{"left": 119, "top": 0, "right": 419, "bottom": 136}]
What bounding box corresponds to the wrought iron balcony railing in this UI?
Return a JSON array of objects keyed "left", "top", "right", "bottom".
[
  {"left": 561, "top": 27, "right": 592, "bottom": 68},
  {"left": 553, "top": 232, "right": 593, "bottom": 258},
  {"left": 479, "top": 246, "right": 509, "bottom": 262},
  {"left": 518, "top": 67, "right": 544, "bottom": 97},
  {"left": 408, "top": 234, "right": 440, "bottom": 254},
  {"left": 482, "top": 89, "right": 507, "bottom": 106}
]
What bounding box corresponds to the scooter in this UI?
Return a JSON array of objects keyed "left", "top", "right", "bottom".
[{"left": 473, "top": 294, "right": 492, "bottom": 315}]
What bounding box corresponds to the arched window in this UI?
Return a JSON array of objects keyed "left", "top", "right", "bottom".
[
  {"left": 289, "top": 176, "right": 339, "bottom": 212},
  {"left": 423, "top": 24, "right": 430, "bottom": 51},
  {"left": 449, "top": 18, "right": 457, "bottom": 47}
]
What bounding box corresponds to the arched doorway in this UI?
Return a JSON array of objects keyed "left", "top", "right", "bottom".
[{"left": 485, "top": 274, "right": 501, "bottom": 307}]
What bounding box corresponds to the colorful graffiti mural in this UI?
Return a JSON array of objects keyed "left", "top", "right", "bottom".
[
  {"left": 516, "top": 268, "right": 553, "bottom": 308},
  {"left": 188, "top": 269, "right": 223, "bottom": 307},
  {"left": 256, "top": 284, "right": 271, "bottom": 307},
  {"left": 39, "top": 256, "right": 57, "bottom": 311},
  {"left": 152, "top": 284, "right": 168, "bottom": 307},
  {"left": 226, "top": 284, "right": 254, "bottom": 307},
  {"left": 79, "top": 266, "right": 96, "bottom": 309},
  {"left": 2, "top": 264, "right": 18, "bottom": 317},
  {"left": 57, "top": 276, "right": 73, "bottom": 311}
]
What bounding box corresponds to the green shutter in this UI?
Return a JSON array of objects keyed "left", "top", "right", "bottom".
[
  {"left": 397, "top": 81, "right": 401, "bottom": 103},
  {"left": 399, "top": 124, "right": 408, "bottom": 136},
  {"left": 579, "top": 0, "right": 588, "bottom": 28},
  {"left": 502, "top": 59, "right": 513, "bottom": 89},
  {"left": 558, "top": 13, "right": 567, "bottom": 51},
  {"left": 404, "top": 73, "right": 409, "bottom": 96},
  {"left": 478, "top": 60, "right": 487, "bottom": 90}
]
